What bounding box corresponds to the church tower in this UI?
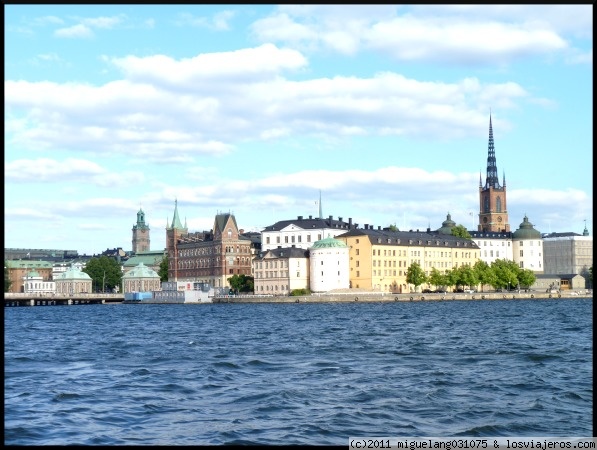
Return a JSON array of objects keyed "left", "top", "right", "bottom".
[
  {"left": 166, "top": 199, "right": 188, "bottom": 281},
  {"left": 478, "top": 114, "right": 510, "bottom": 232},
  {"left": 132, "top": 208, "right": 150, "bottom": 253}
]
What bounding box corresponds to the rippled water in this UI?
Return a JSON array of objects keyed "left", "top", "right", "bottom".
[{"left": 4, "top": 298, "right": 593, "bottom": 445}]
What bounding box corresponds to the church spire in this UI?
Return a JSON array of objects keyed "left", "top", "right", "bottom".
[
  {"left": 170, "top": 199, "right": 184, "bottom": 230},
  {"left": 484, "top": 113, "right": 502, "bottom": 189}
]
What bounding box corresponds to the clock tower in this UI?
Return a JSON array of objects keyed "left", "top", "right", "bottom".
[{"left": 478, "top": 114, "right": 510, "bottom": 233}]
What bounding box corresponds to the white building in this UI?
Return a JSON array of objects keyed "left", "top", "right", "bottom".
[
  {"left": 261, "top": 215, "right": 356, "bottom": 251},
  {"left": 511, "top": 215, "right": 543, "bottom": 272},
  {"left": 309, "top": 236, "right": 349, "bottom": 293},
  {"left": 23, "top": 270, "right": 56, "bottom": 294}
]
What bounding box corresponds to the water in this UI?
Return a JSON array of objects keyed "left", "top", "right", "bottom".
[{"left": 4, "top": 298, "right": 593, "bottom": 445}]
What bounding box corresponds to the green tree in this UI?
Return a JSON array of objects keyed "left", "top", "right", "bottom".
[
  {"left": 428, "top": 267, "right": 447, "bottom": 290},
  {"left": 83, "top": 256, "right": 123, "bottom": 293},
  {"left": 4, "top": 261, "right": 12, "bottom": 292},
  {"left": 473, "top": 260, "right": 496, "bottom": 293},
  {"left": 227, "top": 274, "right": 254, "bottom": 293},
  {"left": 406, "top": 261, "right": 427, "bottom": 292},
  {"left": 518, "top": 268, "right": 536, "bottom": 289},
  {"left": 290, "top": 288, "right": 310, "bottom": 296},
  {"left": 451, "top": 224, "right": 472, "bottom": 239},
  {"left": 387, "top": 224, "right": 399, "bottom": 232},
  {"left": 158, "top": 255, "right": 169, "bottom": 282},
  {"left": 491, "top": 259, "right": 520, "bottom": 290}
]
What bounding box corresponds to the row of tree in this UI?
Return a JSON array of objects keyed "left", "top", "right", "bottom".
[{"left": 406, "top": 258, "right": 537, "bottom": 292}]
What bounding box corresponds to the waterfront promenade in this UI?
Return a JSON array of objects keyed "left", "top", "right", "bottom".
[{"left": 7, "top": 289, "right": 590, "bottom": 306}]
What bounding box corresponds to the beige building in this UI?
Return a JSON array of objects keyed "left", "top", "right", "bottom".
[
  {"left": 122, "top": 262, "right": 161, "bottom": 293},
  {"left": 54, "top": 266, "right": 92, "bottom": 294},
  {"left": 253, "top": 247, "right": 309, "bottom": 295},
  {"left": 335, "top": 226, "right": 480, "bottom": 293}
]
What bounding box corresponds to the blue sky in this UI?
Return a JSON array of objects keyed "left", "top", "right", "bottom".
[{"left": 5, "top": 5, "right": 593, "bottom": 255}]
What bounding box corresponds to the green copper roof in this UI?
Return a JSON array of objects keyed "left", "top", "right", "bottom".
[
  {"left": 437, "top": 212, "right": 456, "bottom": 235},
  {"left": 123, "top": 262, "right": 160, "bottom": 279},
  {"left": 512, "top": 215, "right": 541, "bottom": 239},
  {"left": 55, "top": 267, "right": 92, "bottom": 281},
  {"left": 170, "top": 199, "right": 185, "bottom": 230},
  {"left": 311, "top": 236, "right": 348, "bottom": 249}
]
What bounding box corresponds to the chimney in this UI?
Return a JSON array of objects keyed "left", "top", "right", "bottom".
[
  {"left": 378, "top": 226, "right": 381, "bottom": 230},
  {"left": 339, "top": 217, "right": 343, "bottom": 222},
  {"left": 329, "top": 215, "right": 333, "bottom": 222},
  {"left": 348, "top": 218, "right": 353, "bottom": 228},
  {"left": 298, "top": 216, "right": 303, "bottom": 220},
  {"left": 364, "top": 224, "right": 369, "bottom": 230},
  {"left": 309, "top": 215, "right": 312, "bottom": 219}
]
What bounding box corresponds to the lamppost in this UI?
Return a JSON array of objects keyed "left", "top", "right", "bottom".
[
  {"left": 508, "top": 281, "right": 511, "bottom": 292},
  {"left": 102, "top": 270, "right": 106, "bottom": 293}
]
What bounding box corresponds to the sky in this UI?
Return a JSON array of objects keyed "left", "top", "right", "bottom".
[{"left": 5, "top": 5, "right": 593, "bottom": 256}]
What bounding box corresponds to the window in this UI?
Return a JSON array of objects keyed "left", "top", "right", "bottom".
[
  {"left": 520, "top": 250, "right": 523, "bottom": 257},
  {"left": 356, "top": 249, "right": 359, "bottom": 256}
]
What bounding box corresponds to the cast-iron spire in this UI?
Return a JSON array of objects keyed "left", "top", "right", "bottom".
[{"left": 485, "top": 113, "right": 502, "bottom": 189}]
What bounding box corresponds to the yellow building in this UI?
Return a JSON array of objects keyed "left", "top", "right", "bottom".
[{"left": 335, "top": 226, "right": 480, "bottom": 293}]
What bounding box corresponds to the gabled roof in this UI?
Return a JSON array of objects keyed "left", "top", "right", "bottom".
[{"left": 214, "top": 213, "right": 238, "bottom": 234}]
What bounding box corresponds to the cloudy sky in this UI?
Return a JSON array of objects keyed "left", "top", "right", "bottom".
[{"left": 5, "top": 5, "right": 593, "bottom": 255}]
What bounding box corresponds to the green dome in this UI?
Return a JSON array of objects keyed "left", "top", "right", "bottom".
[
  {"left": 123, "top": 262, "right": 160, "bottom": 279},
  {"left": 512, "top": 215, "right": 541, "bottom": 239},
  {"left": 56, "top": 267, "right": 92, "bottom": 280},
  {"left": 311, "top": 236, "right": 348, "bottom": 249},
  {"left": 437, "top": 213, "right": 456, "bottom": 235}
]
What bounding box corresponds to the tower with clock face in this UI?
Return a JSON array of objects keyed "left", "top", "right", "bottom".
[{"left": 478, "top": 114, "right": 510, "bottom": 233}]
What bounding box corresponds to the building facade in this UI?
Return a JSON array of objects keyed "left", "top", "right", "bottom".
[
  {"left": 54, "top": 266, "right": 92, "bottom": 294},
  {"left": 309, "top": 236, "right": 350, "bottom": 293},
  {"left": 165, "top": 200, "right": 253, "bottom": 288},
  {"left": 253, "top": 247, "right": 310, "bottom": 295},
  {"left": 478, "top": 115, "right": 510, "bottom": 232},
  {"left": 261, "top": 215, "right": 357, "bottom": 252},
  {"left": 122, "top": 262, "right": 161, "bottom": 293},
  {"left": 512, "top": 215, "right": 543, "bottom": 272},
  {"left": 542, "top": 226, "right": 592, "bottom": 286},
  {"left": 132, "top": 208, "right": 150, "bottom": 254},
  {"left": 335, "top": 226, "right": 480, "bottom": 293},
  {"left": 5, "top": 260, "right": 54, "bottom": 293}
]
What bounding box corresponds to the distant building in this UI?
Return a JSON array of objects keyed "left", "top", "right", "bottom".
[
  {"left": 132, "top": 208, "right": 150, "bottom": 254},
  {"left": 23, "top": 270, "right": 56, "bottom": 294},
  {"left": 54, "top": 266, "right": 92, "bottom": 294},
  {"left": 309, "top": 236, "right": 349, "bottom": 293},
  {"left": 511, "top": 215, "right": 543, "bottom": 272},
  {"left": 4, "top": 248, "right": 78, "bottom": 261},
  {"left": 165, "top": 200, "right": 253, "bottom": 288},
  {"left": 253, "top": 246, "right": 310, "bottom": 295},
  {"left": 122, "top": 262, "right": 161, "bottom": 294},
  {"left": 542, "top": 225, "right": 592, "bottom": 287},
  {"left": 123, "top": 250, "right": 165, "bottom": 275},
  {"left": 478, "top": 114, "right": 510, "bottom": 233},
  {"left": 5, "top": 260, "right": 54, "bottom": 293}
]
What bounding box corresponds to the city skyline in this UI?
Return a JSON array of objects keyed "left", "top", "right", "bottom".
[{"left": 5, "top": 5, "right": 592, "bottom": 255}]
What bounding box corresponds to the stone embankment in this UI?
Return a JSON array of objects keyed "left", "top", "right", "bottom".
[{"left": 213, "top": 289, "right": 592, "bottom": 304}]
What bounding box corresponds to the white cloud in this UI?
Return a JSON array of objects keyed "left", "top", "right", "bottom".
[{"left": 54, "top": 24, "right": 93, "bottom": 38}]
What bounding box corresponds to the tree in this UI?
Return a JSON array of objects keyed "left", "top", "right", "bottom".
[
  {"left": 451, "top": 224, "right": 472, "bottom": 240},
  {"left": 387, "top": 224, "right": 399, "bottom": 232},
  {"left": 518, "top": 269, "right": 536, "bottom": 289},
  {"left": 406, "top": 261, "right": 427, "bottom": 292},
  {"left": 491, "top": 259, "right": 520, "bottom": 290},
  {"left": 474, "top": 260, "right": 496, "bottom": 293},
  {"left": 83, "top": 256, "right": 123, "bottom": 293},
  {"left": 227, "top": 274, "right": 254, "bottom": 293},
  {"left": 4, "top": 261, "right": 12, "bottom": 292},
  {"left": 428, "top": 267, "right": 447, "bottom": 290},
  {"left": 158, "top": 255, "right": 169, "bottom": 282}
]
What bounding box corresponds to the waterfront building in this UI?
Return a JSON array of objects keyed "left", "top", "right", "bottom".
[
  {"left": 542, "top": 225, "right": 593, "bottom": 287},
  {"left": 309, "top": 236, "right": 350, "bottom": 293},
  {"left": 54, "top": 266, "right": 92, "bottom": 295},
  {"left": 335, "top": 226, "right": 480, "bottom": 293},
  {"left": 478, "top": 114, "right": 510, "bottom": 232},
  {"left": 23, "top": 270, "right": 56, "bottom": 294},
  {"left": 165, "top": 200, "right": 253, "bottom": 288},
  {"left": 122, "top": 262, "right": 161, "bottom": 294},
  {"left": 261, "top": 214, "right": 356, "bottom": 252},
  {"left": 4, "top": 248, "right": 78, "bottom": 261},
  {"left": 512, "top": 215, "right": 543, "bottom": 272},
  {"left": 5, "top": 260, "right": 54, "bottom": 293},
  {"left": 253, "top": 247, "right": 310, "bottom": 295},
  {"left": 123, "top": 250, "right": 165, "bottom": 274},
  {"left": 132, "top": 208, "right": 150, "bottom": 254}
]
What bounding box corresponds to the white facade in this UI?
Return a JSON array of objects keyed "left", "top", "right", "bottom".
[
  {"left": 23, "top": 271, "right": 56, "bottom": 294},
  {"left": 471, "top": 233, "right": 513, "bottom": 265},
  {"left": 261, "top": 215, "right": 354, "bottom": 251},
  {"left": 309, "top": 237, "right": 350, "bottom": 293},
  {"left": 512, "top": 238, "right": 543, "bottom": 271}
]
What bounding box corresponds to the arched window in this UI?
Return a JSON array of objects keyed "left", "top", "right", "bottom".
[
  {"left": 496, "top": 196, "right": 502, "bottom": 212},
  {"left": 484, "top": 196, "right": 490, "bottom": 213}
]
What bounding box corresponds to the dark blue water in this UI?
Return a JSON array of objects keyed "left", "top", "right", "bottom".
[{"left": 4, "top": 298, "right": 593, "bottom": 445}]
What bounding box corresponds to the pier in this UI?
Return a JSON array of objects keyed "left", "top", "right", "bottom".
[{"left": 4, "top": 293, "right": 124, "bottom": 307}]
